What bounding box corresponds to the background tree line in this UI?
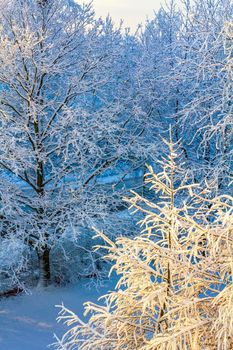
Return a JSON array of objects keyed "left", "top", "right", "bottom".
[{"left": 0, "top": 0, "right": 232, "bottom": 290}]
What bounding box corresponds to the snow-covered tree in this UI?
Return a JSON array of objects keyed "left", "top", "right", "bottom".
[
  {"left": 0, "top": 0, "right": 151, "bottom": 287},
  {"left": 0, "top": 0, "right": 231, "bottom": 293},
  {"left": 56, "top": 137, "right": 233, "bottom": 350},
  {"left": 176, "top": 0, "right": 233, "bottom": 189},
  {"left": 140, "top": 0, "right": 232, "bottom": 190}
]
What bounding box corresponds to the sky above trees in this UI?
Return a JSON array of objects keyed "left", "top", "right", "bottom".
[{"left": 82, "top": 0, "right": 163, "bottom": 30}]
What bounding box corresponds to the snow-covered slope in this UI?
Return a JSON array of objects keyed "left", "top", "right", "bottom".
[{"left": 0, "top": 278, "right": 114, "bottom": 350}]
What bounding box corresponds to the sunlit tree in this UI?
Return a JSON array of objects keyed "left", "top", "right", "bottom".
[{"left": 56, "top": 137, "right": 233, "bottom": 350}]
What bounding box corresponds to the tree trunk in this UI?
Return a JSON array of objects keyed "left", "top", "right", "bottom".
[{"left": 37, "top": 246, "right": 51, "bottom": 288}]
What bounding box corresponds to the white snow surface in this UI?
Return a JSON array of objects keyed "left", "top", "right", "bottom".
[{"left": 0, "top": 278, "right": 115, "bottom": 350}]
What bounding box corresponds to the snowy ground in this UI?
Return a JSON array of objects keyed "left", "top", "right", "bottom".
[{"left": 0, "top": 278, "right": 114, "bottom": 350}]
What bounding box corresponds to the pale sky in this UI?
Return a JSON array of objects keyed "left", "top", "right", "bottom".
[{"left": 83, "top": 0, "right": 164, "bottom": 30}]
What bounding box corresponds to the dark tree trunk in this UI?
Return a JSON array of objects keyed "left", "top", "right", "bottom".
[{"left": 37, "top": 246, "right": 51, "bottom": 287}]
